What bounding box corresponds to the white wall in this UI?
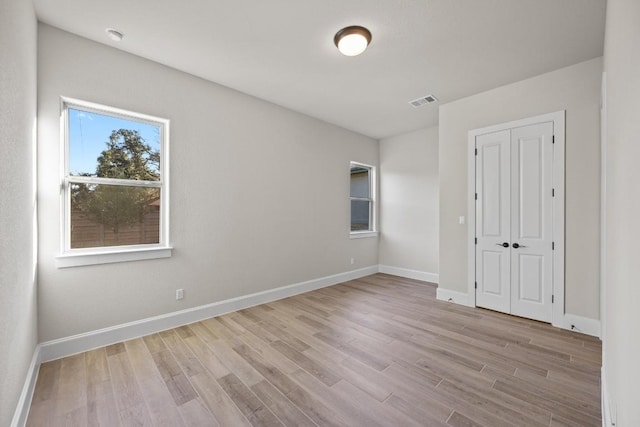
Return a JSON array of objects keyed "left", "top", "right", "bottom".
[
  {"left": 439, "top": 58, "right": 602, "bottom": 320},
  {"left": 603, "top": 0, "right": 640, "bottom": 424},
  {"left": 37, "top": 25, "right": 378, "bottom": 342},
  {"left": 379, "top": 127, "right": 439, "bottom": 277},
  {"left": 0, "top": 0, "right": 38, "bottom": 424}
]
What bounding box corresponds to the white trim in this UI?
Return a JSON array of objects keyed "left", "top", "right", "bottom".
[
  {"left": 436, "top": 287, "right": 474, "bottom": 307},
  {"left": 551, "top": 112, "right": 566, "bottom": 330},
  {"left": 39, "top": 266, "right": 378, "bottom": 362},
  {"left": 602, "top": 367, "right": 614, "bottom": 427},
  {"left": 556, "top": 313, "right": 601, "bottom": 338},
  {"left": 600, "top": 72, "right": 607, "bottom": 349},
  {"left": 350, "top": 161, "right": 377, "bottom": 235},
  {"left": 55, "top": 246, "right": 172, "bottom": 268},
  {"left": 59, "top": 96, "right": 171, "bottom": 265},
  {"left": 467, "top": 126, "right": 477, "bottom": 306},
  {"left": 599, "top": 76, "right": 609, "bottom": 427},
  {"left": 467, "top": 111, "right": 566, "bottom": 326},
  {"left": 65, "top": 175, "right": 162, "bottom": 188},
  {"left": 349, "top": 231, "right": 379, "bottom": 239},
  {"left": 10, "top": 345, "right": 41, "bottom": 427},
  {"left": 61, "top": 96, "right": 171, "bottom": 126},
  {"left": 378, "top": 265, "right": 438, "bottom": 283},
  {"left": 434, "top": 290, "right": 601, "bottom": 337}
]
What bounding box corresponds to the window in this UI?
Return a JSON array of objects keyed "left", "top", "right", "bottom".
[
  {"left": 57, "top": 97, "right": 171, "bottom": 267},
  {"left": 350, "top": 162, "right": 377, "bottom": 238}
]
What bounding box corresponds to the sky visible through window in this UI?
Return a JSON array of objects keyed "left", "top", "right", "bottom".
[{"left": 69, "top": 108, "right": 160, "bottom": 176}]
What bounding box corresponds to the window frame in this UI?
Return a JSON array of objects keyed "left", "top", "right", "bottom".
[
  {"left": 349, "top": 161, "right": 378, "bottom": 239},
  {"left": 56, "top": 97, "right": 172, "bottom": 268}
]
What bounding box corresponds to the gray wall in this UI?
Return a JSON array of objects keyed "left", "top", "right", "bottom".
[
  {"left": 37, "top": 24, "right": 378, "bottom": 342},
  {"left": 0, "top": 0, "right": 38, "bottom": 424},
  {"left": 603, "top": 0, "right": 640, "bottom": 424},
  {"left": 439, "top": 57, "right": 602, "bottom": 320},
  {"left": 379, "top": 126, "right": 439, "bottom": 275}
]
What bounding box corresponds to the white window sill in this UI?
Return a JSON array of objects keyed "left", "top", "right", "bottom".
[
  {"left": 350, "top": 231, "right": 379, "bottom": 239},
  {"left": 56, "top": 246, "right": 173, "bottom": 268}
]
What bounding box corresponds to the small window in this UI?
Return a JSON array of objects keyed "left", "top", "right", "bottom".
[
  {"left": 58, "top": 98, "right": 171, "bottom": 267},
  {"left": 350, "top": 162, "right": 376, "bottom": 236}
]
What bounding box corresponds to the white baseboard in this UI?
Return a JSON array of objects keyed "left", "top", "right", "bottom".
[
  {"left": 601, "top": 367, "right": 614, "bottom": 427},
  {"left": 378, "top": 265, "right": 438, "bottom": 283},
  {"left": 554, "top": 313, "right": 601, "bottom": 338},
  {"left": 436, "top": 287, "right": 474, "bottom": 307},
  {"left": 39, "top": 265, "right": 378, "bottom": 362},
  {"left": 434, "top": 287, "right": 602, "bottom": 338},
  {"left": 10, "top": 344, "right": 41, "bottom": 427}
]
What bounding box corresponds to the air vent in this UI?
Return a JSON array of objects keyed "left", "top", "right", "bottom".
[{"left": 409, "top": 94, "right": 438, "bottom": 108}]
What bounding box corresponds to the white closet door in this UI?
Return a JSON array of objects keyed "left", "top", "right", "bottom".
[
  {"left": 475, "top": 130, "right": 511, "bottom": 314},
  {"left": 510, "top": 122, "right": 554, "bottom": 322},
  {"left": 474, "top": 122, "right": 554, "bottom": 323}
]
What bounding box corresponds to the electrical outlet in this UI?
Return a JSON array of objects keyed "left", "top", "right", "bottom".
[
  {"left": 350, "top": 258, "right": 355, "bottom": 265},
  {"left": 176, "top": 289, "right": 184, "bottom": 300}
]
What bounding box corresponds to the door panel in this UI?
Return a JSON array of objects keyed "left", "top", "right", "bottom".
[
  {"left": 482, "top": 251, "right": 504, "bottom": 295},
  {"left": 517, "top": 254, "right": 543, "bottom": 302},
  {"left": 475, "top": 130, "right": 510, "bottom": 314},
  {"left": 518, "top": 136, "right": 543, "bottom": 239},
  {"left": 481, "top": 143, "right": 504, "bottom": 237}
]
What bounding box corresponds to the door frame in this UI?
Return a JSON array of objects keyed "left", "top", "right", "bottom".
[{"left": 467, "top": 111, "right": 565, "bottom": 327}]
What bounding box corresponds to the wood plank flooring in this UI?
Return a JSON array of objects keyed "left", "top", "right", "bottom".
[{"left": 26, "top": 274, "right": 602, "bottom": 426}]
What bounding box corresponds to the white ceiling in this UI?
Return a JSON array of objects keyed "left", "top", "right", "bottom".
[{"left": 33, "top": 0, "right": 606, "bottom": 139}]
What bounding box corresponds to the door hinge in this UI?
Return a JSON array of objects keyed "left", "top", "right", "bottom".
[
  {"left": 475, "top": 282, "right": 477, "bottom": 289},
  {"left": 552, "top": 295, "right": 555, "bottom": 303},
  {"left": 552, "top": 188, "right": 555, "bottom": 197},
  {"left": 552, "top": 241, "right": 555, "bottom": 250},
  {"left": 552, "top": 135, "right": 555, "bottom": 144},
  {"left": 475, "top": 193, "right": 478, "bottom": 200},
  {"left": 475, "top": 148, "right": 478, "bottom": 155},
  {"left": 475, "top": 237, "right": 477, "bottom": 245}
]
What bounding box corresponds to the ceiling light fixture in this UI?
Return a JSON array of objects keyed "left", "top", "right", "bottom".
[
  {"left": 334, "top": 26, "right": 372, "bottom": 56},
  {"left": 105, "top": 28, "right": 124, "bottom": 42}
]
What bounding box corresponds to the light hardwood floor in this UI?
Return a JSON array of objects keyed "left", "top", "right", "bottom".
[{"left": 27, "top": 274, "right": 602, "bottom": 426}]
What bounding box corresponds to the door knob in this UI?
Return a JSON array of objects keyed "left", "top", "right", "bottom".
[
  {"left": 512, "top": 243, "right": 527, "bottom": 248},
  {"left": 496, "top": 242, "right": 509, "bottom": 248}
]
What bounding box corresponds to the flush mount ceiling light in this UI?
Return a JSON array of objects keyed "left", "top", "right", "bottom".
[
  {"left": 334, "top": 26, "right": 372, "bottom": 56},
  {"left": 105, "top": 28, "right": 124, "bottom": 42}
]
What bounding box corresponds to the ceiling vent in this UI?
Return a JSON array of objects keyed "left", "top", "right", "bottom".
[{"left": 409, "top": 94, "right": 438, "bottom": 108}]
